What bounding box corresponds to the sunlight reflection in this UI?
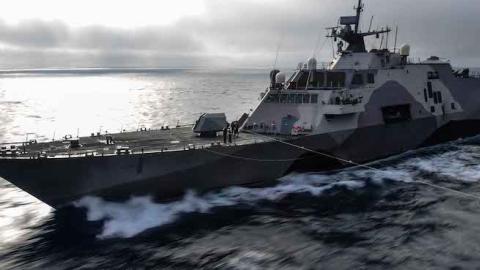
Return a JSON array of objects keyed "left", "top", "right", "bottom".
[
  {"left": 0, "top": 179, "right": 52, "bottom": 246},
  {"left": 0, "top": 70, "right": 265, "bottom": 142}
]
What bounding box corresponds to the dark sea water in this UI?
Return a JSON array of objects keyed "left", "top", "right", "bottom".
[{"left": 1, "top": 69, "right": 480, "bottom": 269}]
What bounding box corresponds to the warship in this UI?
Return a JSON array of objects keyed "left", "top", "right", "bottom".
[{"left": 1, "top": 0, "right": 480, "bottom": 209}]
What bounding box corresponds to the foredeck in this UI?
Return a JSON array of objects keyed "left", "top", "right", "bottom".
[{"left": 0, "top": 125, "right": 278, "bottom": 159}]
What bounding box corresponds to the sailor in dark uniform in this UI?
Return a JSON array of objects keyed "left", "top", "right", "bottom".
[
  {"left": 231, "top": 121, "right": 239, "bottom": 137},
  {"left": 223, "top": 126, "right": 228, "bottom": 144}
]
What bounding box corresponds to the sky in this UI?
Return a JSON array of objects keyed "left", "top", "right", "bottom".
[{"left": 0, "top": 0, "right": 478, "bottom": 69}]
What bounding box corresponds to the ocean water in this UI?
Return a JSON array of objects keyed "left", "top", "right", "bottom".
[
  {"left": 0, "top": 68, "right": 268, "bottom": 143},
  {"left": 1, "top": 69, "right": 480, "bottom": 269}
]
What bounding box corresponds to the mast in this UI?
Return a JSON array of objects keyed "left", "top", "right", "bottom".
[
  {"left": 354, "top": 0, "right": 363, "bottom": 34},
  {"left": 394, "top": 26, "right": 399, "bottom": 53},
  {"left": 326, "top": 0, "right": 391, "bottom": 53}
]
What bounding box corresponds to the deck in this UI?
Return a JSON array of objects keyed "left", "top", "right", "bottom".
[{"left": 0, "top": 126, "right": 277, "bottom": 159}]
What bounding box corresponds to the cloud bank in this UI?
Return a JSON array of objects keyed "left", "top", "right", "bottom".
[{"left": 0, "top": 0, "right": 478, "bottom": 69}]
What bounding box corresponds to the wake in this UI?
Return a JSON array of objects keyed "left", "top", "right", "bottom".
[{"left": 74, "top": 143, "right": 480, "bottom": 239}]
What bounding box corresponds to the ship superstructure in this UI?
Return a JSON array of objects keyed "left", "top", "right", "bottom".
[
  {"left": 245, "top": 0, "right": 470, "bottom": 141},
  {"left": 1, "top": 0, "right": 480, "bottom": 208}
]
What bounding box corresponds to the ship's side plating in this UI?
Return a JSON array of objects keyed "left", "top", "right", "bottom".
[
  {"left": 0, "top": 141, "right": 308, "bottom": 207},
  {"left": 1, "top": 0, "right": 480, "bottom": 209},
  {"left": 244, "top": 56, "right": 480, "bottom": 165}
]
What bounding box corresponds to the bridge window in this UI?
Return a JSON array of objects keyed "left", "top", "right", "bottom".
[
  {"left": 303, "top": 94, "right": 310, "bottom": 103},
  {"left": 423, "top": 89, "right": 428, "bottom": 103},
  {"left": 295, "top": 94, "right": 303, "bottom": 103},
  {"left": 308, "top": 71, "right": 325, "bottom": 88},
  {"left": 288, "top": 94, "right": 296, "bottom": 103},
  {"left": 326, "top": 72, "right": 346, "bottom": 88},
  {"left": 297, "top": 71, "right": 309, "bottom": 89},
  {"left": 265, "top": 93, "right": 320, "bottom": 104}
]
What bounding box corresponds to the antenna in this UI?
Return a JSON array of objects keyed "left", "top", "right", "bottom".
[
  {"left": 394, "top": 26, "right": 399, "bottom": 53},
  {"left": 326, "top": 0, "right": 391, "bottom": 53},
  {"left": 273, "top": 36, "right": 282, "bottom": 69},
  {"left": 312, "top": 2, "right": 328, "bottom": 58},
  {"left": 354, "top": 0, "right": 364, "bottom": 33},
  {"left": 385, "top": 26, "right": 389, "bottom": 50},
  {"left": 379, "top": 29, "right": 384, "bottom": 49},
  {"left": 368, "top": 16, "right": 374, "bottom": 32},
  {"left": 272, "top": 4, "right": 285, "bottom": 69},
  {"left": 331, "top": 38, "right": 335, "bottom": 58}
]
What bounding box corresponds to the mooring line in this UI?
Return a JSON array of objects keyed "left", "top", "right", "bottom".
[
  {"left": 202, "top": 147, "right": 307, "bottom": 162},
  {"left": 244, "top": 130, "right": 480, "bottom": 201}
]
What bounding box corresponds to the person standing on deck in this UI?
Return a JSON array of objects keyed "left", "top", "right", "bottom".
[{"left": 223, "top": 126, "right": 228, "bottom": 144}]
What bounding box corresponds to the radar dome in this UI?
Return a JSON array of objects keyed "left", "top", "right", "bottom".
[
  {"left": 400, "top": 44, "right": 410, "bottom": 56},
  {"left": 307, "top": 57, "right": 317, "bottom": 70},
  {"left": 297, "top": 62, "right": 304, "bottom": 70},
  {"left": 275, "top": 72, "right": 286, "bottom": 84}
]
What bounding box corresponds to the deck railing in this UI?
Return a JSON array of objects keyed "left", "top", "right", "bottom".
[{"left": 0, "top": 131, "right": 276, "bottom": 160}]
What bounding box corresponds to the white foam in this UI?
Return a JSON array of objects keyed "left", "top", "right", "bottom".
[
  {"left": 74, "top": 144, "right": 480, "bottom": 239},
  {"left": 75, "top": 173, "right": 380, "bottom": 239},
  {"left": 399, "top": 147, "right": 480, "bottom": 182},
  {"left": 225, "top": 250, "right": 278, "bottom": 270},
  {"left": 75, "top": 191, "right": 237, "bottom": 238}
]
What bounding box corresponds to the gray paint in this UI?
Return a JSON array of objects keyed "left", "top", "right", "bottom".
[{"left": 2, "top": 0, "right": 480, "bottom": 208}]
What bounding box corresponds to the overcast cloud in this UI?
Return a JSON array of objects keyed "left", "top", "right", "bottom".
[{"left": 0, "top": 0, "right": 478, "bottom": 69}]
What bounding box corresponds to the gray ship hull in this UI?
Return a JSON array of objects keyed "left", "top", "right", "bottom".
[
  {"left": 3, "top": 0, "right": 480, "bottom": 209},
  {"left": 0, "top": 141, "right": 304, "bottom": 208},
  {"left": 1, "top": 116, "right": 479, "bottom": 209}
]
